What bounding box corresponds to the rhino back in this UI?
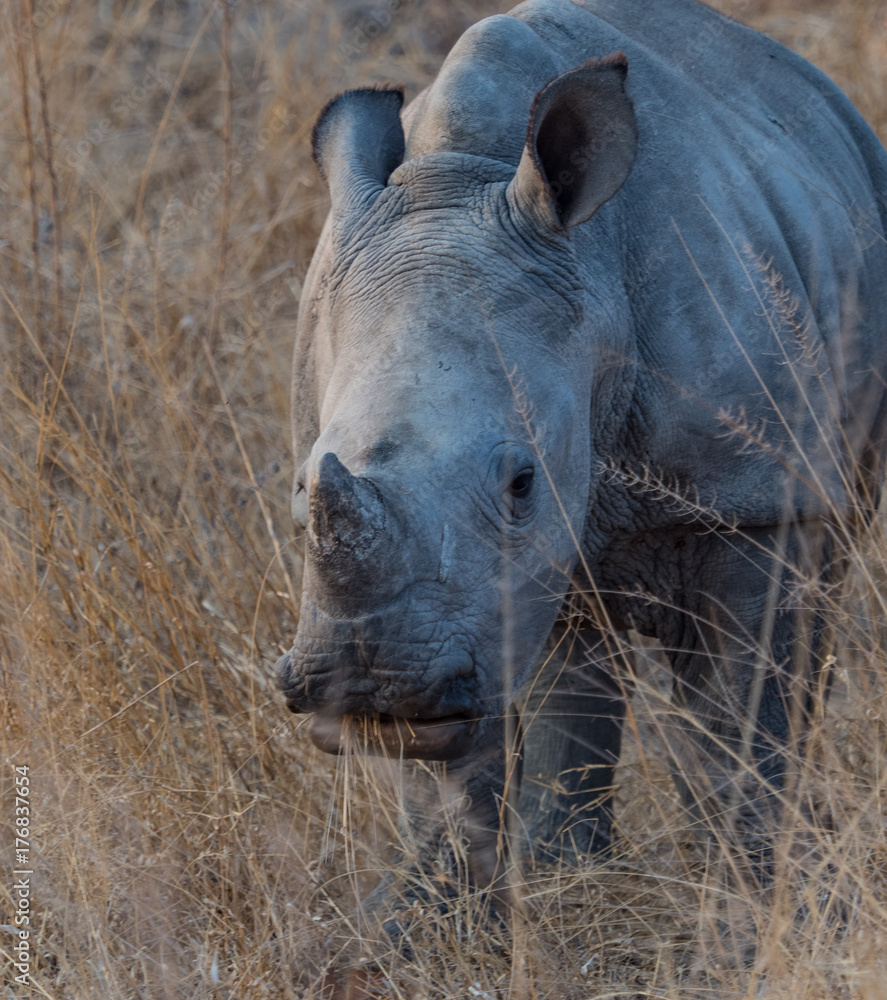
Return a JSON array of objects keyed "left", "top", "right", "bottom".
[{"left": 399, "top": 0, "right": 887, "bottom": 525}]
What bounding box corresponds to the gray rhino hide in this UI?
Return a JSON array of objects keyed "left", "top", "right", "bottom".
[{"left": 279, "top": 0, "right": 887, "bottom": 883}]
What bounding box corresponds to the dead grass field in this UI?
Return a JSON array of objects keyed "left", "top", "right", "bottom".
[{"left": 1, "top": 1, "right": 886, "bottom": 997}]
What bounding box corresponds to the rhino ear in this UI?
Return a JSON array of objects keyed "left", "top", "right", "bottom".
[
  {"left": 312, "top": 87, "right": 405, "bottom": 209},
  {"left": 508, "top": 54, "right": 637, "bottom": 233}
]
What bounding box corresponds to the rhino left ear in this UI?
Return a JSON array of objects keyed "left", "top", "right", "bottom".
[
  {"left": 507, "top": 54, "right": 637, "bottom": 233},
  {"left": 312, "top": 86, "right": 405, "bottom": 211}
]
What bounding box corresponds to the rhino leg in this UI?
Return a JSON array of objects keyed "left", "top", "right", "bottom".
[
  {"left": 362, "top": 623, "right": 633, "bottom": 949},
  {"left": 360, "top": 712, "right": 517, "bottom": 948},
  {"left": 518, "top": 620, "right": 633, "bottom": 863},
  {"left": 662, "top": 522, "right": 833, "bottom": 880}
]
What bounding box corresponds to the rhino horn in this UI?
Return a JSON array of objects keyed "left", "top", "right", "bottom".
[{"left": 308, "top": 452, "right": 387, "bottom": 565}]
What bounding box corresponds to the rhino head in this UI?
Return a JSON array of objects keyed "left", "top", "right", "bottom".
[{"left": 278, "top": 50, "right": 638, "bottom": 761}]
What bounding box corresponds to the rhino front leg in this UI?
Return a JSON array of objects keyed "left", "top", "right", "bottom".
[
  {"left": 663, "top": 522, "right": 832, "bottom": 878},
  {"left": 519, "top": 620, "right": 634, "bottom": 863},
  {"left": 360, "top": 713, "right": 517, "bottom": 946}
]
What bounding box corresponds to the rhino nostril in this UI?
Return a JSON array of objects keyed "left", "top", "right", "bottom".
[{"left": 437, "top": 675, "right": 476, "bottom": 717}]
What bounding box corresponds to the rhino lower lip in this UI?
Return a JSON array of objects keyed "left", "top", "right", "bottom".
[{"left": 308, "top": 713, "right": 477, "bottom": 761}]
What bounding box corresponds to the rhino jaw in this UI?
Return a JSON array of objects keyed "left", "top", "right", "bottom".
[
  {"left": 308, "top": 713, "right": 478, "bottom": 761},
  {"left": 275, "top": 649, "right": 481, "bottom": 761}
]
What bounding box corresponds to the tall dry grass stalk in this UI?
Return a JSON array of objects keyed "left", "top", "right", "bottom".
[{"left": 0, "top": 1, "right": 885, "bottom": 998}]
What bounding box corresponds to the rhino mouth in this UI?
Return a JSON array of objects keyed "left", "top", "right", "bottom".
[{"left": 308, "top": 713, "right": 477, "bottom": 761}]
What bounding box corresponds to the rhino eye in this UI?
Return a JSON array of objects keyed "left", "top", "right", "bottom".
[{"left": 508, "top": 468, "right": 535, "bottom": 500}]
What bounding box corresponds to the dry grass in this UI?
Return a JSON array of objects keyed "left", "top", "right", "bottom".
[{"left": 1, "top": 1, "right": 885, "bottom": 997}]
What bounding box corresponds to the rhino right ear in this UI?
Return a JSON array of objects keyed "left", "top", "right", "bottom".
[
  {"left": 507, "top": 54, "right": 637, "bottom": 233},
  {"left": 312, "top": 87, "right": 405, "bottom": 210}
]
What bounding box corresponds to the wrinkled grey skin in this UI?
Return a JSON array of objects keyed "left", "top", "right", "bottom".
[{"left": 278, "top": 0, "right": 887, "bottom": 911}]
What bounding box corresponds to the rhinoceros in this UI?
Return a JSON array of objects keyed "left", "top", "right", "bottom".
[{"left": 277, "top": 0, "right": 887, "bottom": 903}]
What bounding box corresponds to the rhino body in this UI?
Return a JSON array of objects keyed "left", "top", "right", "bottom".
[{"left": 278, "top": 0, "right": 887, "bottom": 887}]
